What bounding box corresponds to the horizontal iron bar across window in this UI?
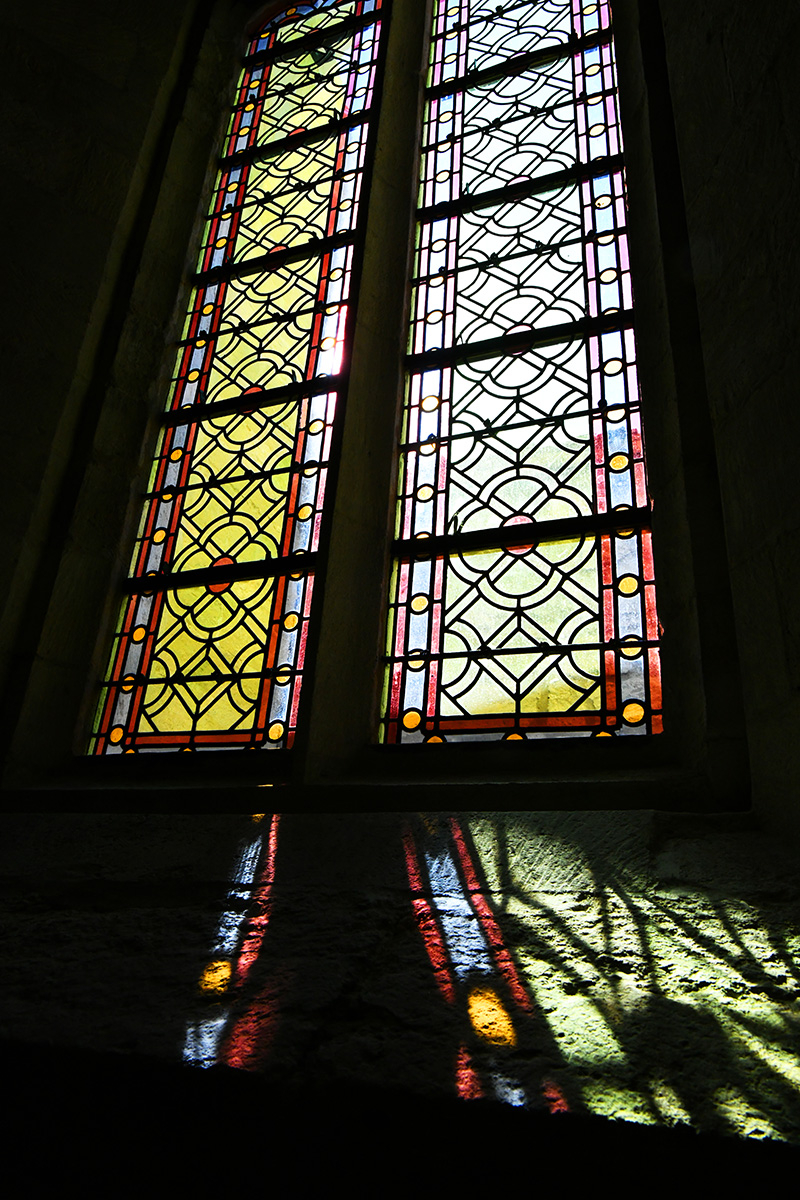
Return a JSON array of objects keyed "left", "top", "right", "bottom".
[
  {"left": 413, "top": 233, "right": 588, "bottom": 284},
  {"left": 417, "top": 153, "right": 625, "bottom": 224},
  {"left": 406, "top": 308, "right": 634, "bottom": 373},
  {"left": 101, "top": 666, "right": 298, "bottom": 687},
  {"left": 423, "top": 92, "right": 599, "bottom": 153},
  {"left": 242, "top": 8, "right": 379, "bottom": 69},
  {"left": 194, "top": 228, "right": 355, "bottom": 286},
  {"left": 401, "top": 402, "right": 641, "bottom": 453},
  {"left": 384, "top": 636, "right": 660, "bottom": 664},
  {"left": 219, "top": 111, "right": 368, "bottom": 173},
  {"left": 144, "top": 461, "right": 311, "bottom": 502},
  {"left": 427, "top": 26, "right": 611, "bottom": 102},
  {"left": 235, "top": 166, "right": 354, "bottom": 214},
  {"left": 394, "top": 507, "right": 651, "bottom": 561},
  {"left": 162, "top": 375, "right": 346, "bottom": 428},
  {"left": 124, "top": 552, "right": 317, "bottom": 595},
  {"left": 175, "top": 301, "right": 348, "bottom": 355}
]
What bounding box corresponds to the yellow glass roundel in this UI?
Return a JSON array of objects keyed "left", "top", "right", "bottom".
[
  {"left": 609, "top": 454, "right": 628, "bottom": 471},
  {"left": 268, "top": 722, "right": 285, "bottom": 741},
  {"left": 618, "top": 575, "right": 639, "bottom": 595},
  {"left": 297, "top": 504, "right": 313, "bottom": 521},
  {"left": 421, "top": 394, "right": 440, "bottom": 412},
  {"left": 283, "top": 612, "right": 299, "bottom": 630},
  {"left": 402, "top": 709, "right": 422, "bottom": 730},
  {"left": 623, "top": 701, "right": 645, "bottom": 724},
  {"left": 410, "top": 594, "right": 429, "bottom": 613}
]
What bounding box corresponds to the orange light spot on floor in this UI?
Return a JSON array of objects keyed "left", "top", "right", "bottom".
[
  {"left": 199, "top": 959, "right": 232, "bottom": 995},
  {"left": 467, "top": 985, "right": 517, "bottom": 1047}
]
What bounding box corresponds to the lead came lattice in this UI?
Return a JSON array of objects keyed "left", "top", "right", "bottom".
[
  {"left": 381, "top": 0, "right": 662, "bottom": 743},
  {"left": 91, "top": 0, "right": 385, "bottom": 755}
]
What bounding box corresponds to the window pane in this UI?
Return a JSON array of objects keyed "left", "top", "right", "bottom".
[
  {"left": 90, "top": 0, "right": 385, "bottom": 755},
  {"left": 381, "top": 0, "right": 662, "bottom": 743}
]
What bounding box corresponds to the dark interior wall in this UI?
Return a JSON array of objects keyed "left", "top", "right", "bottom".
[
  {"left": 658, "top": 1, "right": 800, "bottom": 830},
  {"left": 0, "top": 0, "right": 249, "bottom": 770},
  {"left": 1, "top": 0, "right": 195, "bottom": 696}
]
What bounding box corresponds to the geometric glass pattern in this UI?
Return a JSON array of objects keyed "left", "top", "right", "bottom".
[
  {"left": 90, "top": 0, "right": 385, "bottom": 754},
  {"left": 381, "top": 0, "right": 663, "bottom": 743}
]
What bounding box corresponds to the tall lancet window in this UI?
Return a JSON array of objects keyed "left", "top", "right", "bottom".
[
  {"left": 90, "top": 0, "right": 385, "bottom": 755},
  {"left": 381, "top": 0, "right": 662, "bottom": 744}
]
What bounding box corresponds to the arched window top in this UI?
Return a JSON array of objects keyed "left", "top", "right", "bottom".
[{"left": 248, "top": 0, "right": 382, "bottom": 52}]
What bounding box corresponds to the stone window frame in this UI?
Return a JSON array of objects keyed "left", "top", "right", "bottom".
[{"left": 2, "top": 0, "right": 749, "bottom": 809}]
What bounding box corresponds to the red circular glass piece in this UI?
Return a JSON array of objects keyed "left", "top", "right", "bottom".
[
  {"left": 504, "top": 514, "right": 535, "bottom": 555},
  {"left": 240, "top": 386, "right": 265, "bottom": 413},
  {"left": 208, "top": 556, "right": 235, "bottom": 593}
]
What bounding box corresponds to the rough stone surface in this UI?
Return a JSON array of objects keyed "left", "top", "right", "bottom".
[{"left": 1, "top": 811, "right": 799, "bottom": 1150}]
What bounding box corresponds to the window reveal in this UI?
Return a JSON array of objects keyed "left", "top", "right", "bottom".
[
  {"left": 89, "top": 0, "right": 385, "bottom": 754},
  {"left": 381, "top": 0, "right": 663, "bottom": 743}
]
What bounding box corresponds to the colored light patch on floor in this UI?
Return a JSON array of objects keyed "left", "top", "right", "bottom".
[{"left": 466, "top": 813, "right": 800, "bottom": 1142}]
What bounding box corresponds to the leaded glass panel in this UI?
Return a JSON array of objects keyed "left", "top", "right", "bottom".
[
  {"left": 90, "top": 0, "right": 385, "bottom": 755},
  {"left": 381, "top": 0, "right": 662, "bottom": 743}
]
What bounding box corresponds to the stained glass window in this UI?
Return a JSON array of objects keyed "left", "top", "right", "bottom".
[
  {"left": 380, "top": 0, "right": 663, "bottom": 744},
  {"left": 89, "top": 0, "right": 385, "bottom": 755}
]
